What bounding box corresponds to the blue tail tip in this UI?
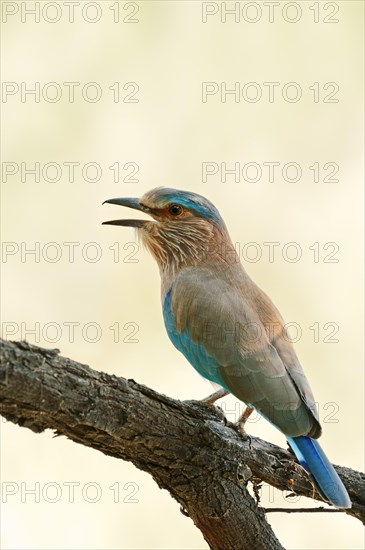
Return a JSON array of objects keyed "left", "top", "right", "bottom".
[
  {"left": 288, "top": 436, "right": 352, "bottom": 509},
  {"left": 320, "top": 481, "right": 352, "bottom": 509}
]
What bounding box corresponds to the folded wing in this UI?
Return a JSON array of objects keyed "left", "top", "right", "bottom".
[{"left": 165, "top": 266, "right": 321, "bottom": 438}]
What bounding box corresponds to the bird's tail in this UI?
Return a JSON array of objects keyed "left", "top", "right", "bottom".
[{"left": 287, "top": 436, "right": 351, "bottom": 509}]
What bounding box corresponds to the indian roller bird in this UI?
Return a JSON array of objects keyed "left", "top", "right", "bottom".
[{"left": 103, "top": 187, "right": 351, "bottom": 509}]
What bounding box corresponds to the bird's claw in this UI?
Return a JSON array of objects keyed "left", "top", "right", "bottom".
[{"left": 237, "top": 423, "right": 250, "bottom": 441}]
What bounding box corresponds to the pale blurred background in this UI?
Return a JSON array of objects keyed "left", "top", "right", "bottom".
[{"left": 1, "top": 1, "right": 364, "bottom": 549}]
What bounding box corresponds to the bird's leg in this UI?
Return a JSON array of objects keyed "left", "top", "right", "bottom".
[
  {"left": 236, "top": 405, "right": 255, "bottom": 440},
  {"left": 200, "top": 388, "right": 228, "bottom": 405}
]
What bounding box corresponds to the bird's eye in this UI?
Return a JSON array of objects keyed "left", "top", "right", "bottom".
[{"left": 169, "top": 204, "right": 183, "bottom": 216}]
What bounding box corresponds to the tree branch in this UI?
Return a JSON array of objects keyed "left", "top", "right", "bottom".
[
  {"left": 263, "top": 507, "right": 344, "bottom": 514},
  {"left": 1, "top": 339, "right": 364, "bottom": 550}
]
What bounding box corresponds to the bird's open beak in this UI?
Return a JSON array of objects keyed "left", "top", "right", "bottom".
[{"left": 102, "top": 197, "right": 150, "bottom": 228}]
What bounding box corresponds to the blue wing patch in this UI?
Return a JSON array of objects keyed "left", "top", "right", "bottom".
[{"left": 163, "top": 289, "right": 226, "bottom": 388}]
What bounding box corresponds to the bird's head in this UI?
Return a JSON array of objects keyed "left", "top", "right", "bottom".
[{"left": 103, "top": 187, "right": 235, "bottom": 272}]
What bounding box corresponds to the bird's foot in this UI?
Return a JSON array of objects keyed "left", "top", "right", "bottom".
[
  {"left": 235, "top": 405, "right": 255, "bottom": 441},
  {"left": 185, "top": 388, "right": 228, "bottom": 423},
  {"left": 237, "top": 425, "right": 250, "bottom": 441},
  {"left": 200, "top": 388, "right": 229, "bottom": 406}
]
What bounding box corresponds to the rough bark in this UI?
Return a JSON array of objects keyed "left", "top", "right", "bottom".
[{"left": 1, "top": 339, "right": 364, "bottom": 550}]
